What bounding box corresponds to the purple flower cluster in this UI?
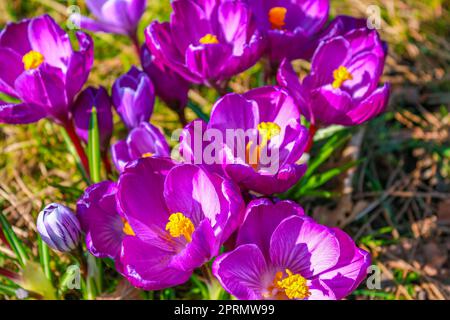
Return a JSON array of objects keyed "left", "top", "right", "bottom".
[{"left": 1, "top": 0, "right": 391, "bottom": 300}]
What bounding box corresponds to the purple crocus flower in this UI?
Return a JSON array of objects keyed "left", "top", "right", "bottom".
[
  {"left": 145, "top": 0, "right": 265, "bottom": 87},
  {"left": 116, "top": 157, "right": 245, "bottom": 290},
  {"left": 111, "top": 121, "right": 170, "bottom": 172},
  {"left": 72, "top": 86, "right": 113, "bottom": 150},
  {"left": 77, "top": 0, "right": 146, "bottom": 37},
  {"left": 112, "top": 66, "right": 155, "bottom": 129},
  {"left": 37, "top": 203, "right": 81, "bottom": 252},
  {"left": 246, "top": 0, "right": 329, "bottom": 62},
  {"left": 77, "top": 181, "right": 125, "bottom": 261},
  {"left": 213, "top": 199, "right": 371, "bottom": 300},
  {"left": 200, "top": 86, "right": 308, "bottom": 195},
  {"left": 0, "top": 14, "right": 93, "bottom": 125},
  {"left": 140, "top": 45, "right": 190, "bottom": 118},
  {"left": 277, "top": 26, "right": 390, "bottom": 127}
]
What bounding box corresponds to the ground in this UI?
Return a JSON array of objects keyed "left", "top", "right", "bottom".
[{"left": 0, "top": 0, "right": 449, "bottom": 300}]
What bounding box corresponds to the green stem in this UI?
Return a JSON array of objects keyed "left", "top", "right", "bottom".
[{"left": 187, "top": 101, "right": 209, "bottom": 122}]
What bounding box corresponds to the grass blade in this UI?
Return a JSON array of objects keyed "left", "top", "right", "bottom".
[{"left": 0, "top": 212, "right": 28, "bottom": 267}]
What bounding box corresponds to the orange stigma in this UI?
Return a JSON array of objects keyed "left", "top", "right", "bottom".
[{"left": 269, "top": 7, "right": 287, "bottom": 30}]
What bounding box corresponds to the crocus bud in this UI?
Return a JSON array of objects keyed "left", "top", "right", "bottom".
[
  {"left": 37, "top": 203, "right": 81, "bottom": 252},
  {"left": 140, "top": 46, "right": 189, "bottom": 113},
  {"left": 112, "top": 66, "right": 155, "bottom": 129},
  {"left": 72, "top": 86, "right": 113, "bottom": 149}
]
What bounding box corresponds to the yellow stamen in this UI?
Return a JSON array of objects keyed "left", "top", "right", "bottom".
[
  {"left": 165, "top": 212, "right": 195, "bottom": 242},
  {"left": 245, "top": 122, "right": 281, "bottom": 170},
  {"left": 268, "top": 7, "right": 287, "bottom": 30},
  {"left": 257, "top": 122, "right": 281, "bottom": 141},
  {"left": 276, "top": 269, "right": 310, "bottom": 300},
  {"left": 332, "top": 66, "right": 353, "bottom": 89},
  {"left": 142, "top": 152, "right": 153, "bottom": 158},
  {"left": 199, "top": 34, "right": 219, "bottom": 45},
  {"left": 22, "top": 50, "right": 44, "bottom": 70},
  {"left": 122, "top": 219, "right": 135, "bottom": 236}
]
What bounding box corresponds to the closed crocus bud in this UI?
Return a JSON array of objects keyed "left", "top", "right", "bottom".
[
  {"left": 37, "top": 203, "right": 81, "bottom": 252},
  {"left": 112, "top": 66, "right": 155, "bottom": 129},
  {"left": 73, "top": 86, "right": 113, "bottom": 150}
]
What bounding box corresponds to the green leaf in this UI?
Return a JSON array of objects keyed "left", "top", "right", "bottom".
[
  {"left": 0, "top": 212, "right": 28, "bottom": 267},
  {"left": 88, "top": 106, "right": 101, "bottom": 184},
  {"left": 38, "top": 237, "right": 52, "bottom": 282},
  {"left": 0, "top": 283, "right": 18, "bottom": 297},
  {"left": 305, "top": 129, "right": 351, "bottom": 180},
  {"left": 294, "top": 159, "right": 362, "bottom": 198}
]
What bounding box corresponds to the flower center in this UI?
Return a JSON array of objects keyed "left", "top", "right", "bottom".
[
  {"left": 122, "top": 218, "right": 135, "bottom": 236},
  {"left": 268, "top": 7, "right": 287, "bottom": 30},
  {"left": 264, "top": 269, "right": 310, "bottom": 300},
  {"left": 141, "top": 152, "right": 153, "bottom": 158},
  {"left": 277, "top": 269, "right": 310, "bottom": 299},
  {"left": 22, "top": 50, "right": 44, "bottom": 70},
  {"left": 257, "top": 122, "right": 281, "bottom": 141},
  {"left": 165, "top": 212, "right": 195, "bottom": 242},
  {"left": 199, "top": 34, "right": 219, "bottom": 45},
  {"left": 245, "top": 122, "right": 281, "bottom": 170},
  {"left": 332, "top": 66, "right": 353, "bottom": 89}
]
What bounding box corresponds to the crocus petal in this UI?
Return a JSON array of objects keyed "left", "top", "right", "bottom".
[
  {"left": 169, "top": 219, "right": 217, "bottom": 271},
  {"left": 269, "top": 216, "right": 340, "bottom": 278},
  {"left": 0, "top": 101, "right": 46, "bottom": 124},
  {"left": 213, "top": 244, "right": 268, "bottom": 300},
  {"left": 310, "top": 36, "right": 350, "bottom": 86},
  {"left": 77, "top": 15, "right": 127, "bottom": 34},
  {"left": 111, "top": 139, "right": 132, "bottom": 172},
  {"left": 277, "top": 59, "right": 306, "bottom": 107},
  {"left": 236, "top": 199, "right": 304, "bottom": 258},
  {"left": 126, "top": 122, "right": 170, "bottom": 159},
  {"left": 318, "top": 228, "right": 371, "bottom": 299},
  {"left": 120, "top": 236, "right": 192, "bottom": 291},
  {"left": 309, "top": 86, "right": 353, "bottom": 126},
  {"left": 164, "top": 164, "right": 222, "bottom": 225},
  {"left": 65, "top": 32, "right": 94, "bottom": 104},
  {"left": 343, "top": 83, "right": 390, "bottom": 126},
  {"left": 209, "top": 93, "right": 259, "bottom": 133},
  {"left": 224, "top": 162, "right": 307, "bottom": 195},
  {"left": 77, "top": 181, "right": 123, "bottom": 259},
  {"left": 14, "top": 64, "right": 70, "bottom": 124},
  {"left": 28, "top": 14, "right": 73, "bottom": 70},
  {"left": 171, "top": 0, "right": 212, "bottom": 53},
  {"left": 146, "top": 22, "right": 200, "bottom": 83},
  {"left": 306, "top": 279, "right": 336, "bottom": 300},
  {"left": 0, "top": 19, "right": 32, "bottom": 55},
  {"left": 0, "top": 48, "right": 23, "bottom": 97},
  {"left": 185, "top": 43, "right": 232, "bottom": 82},
  {"left": 116, "top": 157, "right": 175, "bottom": 240},
  {"left": 140, "top": 46, "right": 190, "bottom": 110},
  {"left": 101, "top": 0, "right": 133, "bottom": 33}
]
